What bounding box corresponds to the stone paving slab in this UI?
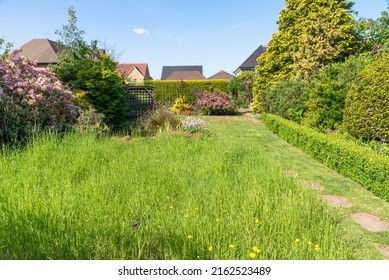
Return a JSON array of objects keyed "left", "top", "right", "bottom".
[
  {"left": 350, "top": 213, "right": 389, "bottom": 232},
  {"left": 322, "top": 195, "right": 353, "bottom": 208},
  {"left": 376, "top": 246, "right": 389, "bottom": 259},
  {"left": 282, "top": 169, "right": 298, "bottom": 177},
  {"left": 302, "top": 180, "right": 324, "bottom": 191}
]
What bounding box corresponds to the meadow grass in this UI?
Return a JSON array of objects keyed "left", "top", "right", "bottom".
[{"left": 0, "top": 116, "right": 380, "bottom": 260}]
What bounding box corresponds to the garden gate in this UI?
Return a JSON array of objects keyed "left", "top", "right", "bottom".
[{"left": 124, "top": 86, "right": 156, "bottom": 117}]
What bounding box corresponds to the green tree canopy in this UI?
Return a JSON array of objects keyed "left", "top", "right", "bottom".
[
  {"left": 52, "top": 7, "right": 125, "bottom": 127},
  {"left": 251, "top": 0, "right": 358, "bottom": 113}
]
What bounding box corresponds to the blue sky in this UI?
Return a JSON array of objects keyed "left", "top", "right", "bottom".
[{"left": 1, "top": 0, "right": 388, "bottom": 79}]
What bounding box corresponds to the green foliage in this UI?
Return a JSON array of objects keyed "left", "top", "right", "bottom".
[
  {"left": 169, "top": 97, "right": 191, "bottom": 114},
  {"left": 55, "top": 6, "right": 86, "bottom": 50},
  {"left": 0, "top": 37, "right": 13, "bottom": 59},
  {"left": 140, "top": 108, "right": 180, "bottom": 134},
  {"left": 302, "top": 55, "right": 371, "bottom": 131},
  {"left": 262, "top": 113, "right": 389, "bottom": 202},
  {"left": 144, "top": 80, "right": 229, "bottom": 104},
  {"left": 52, "top": 7, "right": 125, "bottom": 127},
  {"left": 262, "top": 78, "right": 309, "bottom": 123},
  {"left": 357, "top": 5, "right": 389, "bottom": 53},
  {"left": 75, "top": 107, "right": 110, "bottom": 135},
  {"left": 228, "top": 71, "right": 254, "bottom": 108},
  {"left": 343, "top": 53, "right": 389, "bottom": 141},
  {"left": 252, "top": 0, "right": 358, "bottom": 113}
]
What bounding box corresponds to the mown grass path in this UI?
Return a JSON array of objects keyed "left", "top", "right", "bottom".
[{"left": 206, "top": 114, "right": 389, "bottom": 259}]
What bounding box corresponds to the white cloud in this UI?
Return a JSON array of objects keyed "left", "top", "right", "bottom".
[{"left": 133, "top": 28, "right": 149, "bottom": 35}]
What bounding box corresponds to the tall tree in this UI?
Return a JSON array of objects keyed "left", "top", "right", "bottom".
[
  {"left": 55, "top": 6, "right": 86, "bottom": 49},
  {"left": 251, "top": 0, "right": 358, "bottom": 113},
  {"left": 52, "top": 7, "right": 125, "bottom": 127}
]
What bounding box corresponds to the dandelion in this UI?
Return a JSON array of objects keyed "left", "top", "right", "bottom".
[
  {"left": 315, "top": 244, "right": 321, "bottom": 252},
  {"left": 252, "top": 246, "right": 260, "bottom": 253},
  {"left": 248, "top": 253, "right": 256, "bottom": 259},
  {"left": 184, "top": 214, "right": 189, "bottom": 219},
  {"left": 294, "top": 238, "right": 300, "bottom": 244},
  {"left": 208, "top": 246, "right": 213, "bottom": 252},
  {"left": 255, "top": 218, "right": 260, "bottom": 224},
  {"left": 229, "top": 244, "right": 235, "bottom": 249},
  {"left": 169, "top": 205, "right": 174, "bottom": 210},
  {"left": 307, "top": 241, "right": 312, "bottom": 246},
  {"left": 194, "top": 208, "right": 199, "bottom": 211},
  {"left": 187, "top": 235, "right": 193, "bottom": 239}
]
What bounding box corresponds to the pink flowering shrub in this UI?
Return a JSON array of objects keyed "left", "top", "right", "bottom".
[
  {"left": 0, "top": 50, "right": 79, "bottom": 144},
  {"left": 196, "top": 90, "right": 237, "bottom": 115}
]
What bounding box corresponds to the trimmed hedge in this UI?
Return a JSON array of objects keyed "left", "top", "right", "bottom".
[
  {"left": 144, "top": 80, "right": 229, "bottom": 103},
  {"left": 261, "top": 113, "right": 389, "bottom": 202}
]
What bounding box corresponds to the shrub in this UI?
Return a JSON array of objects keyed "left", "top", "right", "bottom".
[
  {"left": 343, "top": 53, "right": 389, "bottom": 141},
  {"left": 302, "top": 55, "right": 371, "bottom": 131},
  {"left": 75, "top": 107, "right": 110, "bottom": 135},
  {"left": 261, "top": 113, "right": 389, "bottom": 202},
  {"left": 0, "top": 50, "right": 78, "bottom": 145},
  {"left": 144, "top": 80, "right": 229, "bottom": 104},
  {"left": 262, "top": 78, "right": 309, "bottom": 123},
  {"left": 169, "top": 96, "right": 191, "bottom": 114},
  {"left": 180, "top": 117, "right": 207, "bottom": 134},
  {"left": 140, "top": 108, "right": 180, "bottom": 134},
  {"left": 228, "top": 71, "right": 254, "bottom": 108},
  {"left": 196, "top": 90, "right": 237, "bottom": 115}
]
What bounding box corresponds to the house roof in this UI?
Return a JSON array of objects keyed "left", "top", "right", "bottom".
[
  {"left": 235, "top": 45, "right": 266, "bottom": 73},
  {"left": 161, "top": 65, "right": 203, "bottom": 80},
  {"left": 208, "top": 70, "right": 235, "bottom": 81},
  {"left": 16, "top": 39, "right": 63, "bottom": 64},
  {"left": 165, "top": 71, "right": 206, "bottom": 80},
  {"left": 117, "top": 63, "right": 152, "bottom": 80}
]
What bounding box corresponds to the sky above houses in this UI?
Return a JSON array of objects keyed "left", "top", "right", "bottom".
[{"left": 1, "top": 0, "right": 388, "bottom": 79}]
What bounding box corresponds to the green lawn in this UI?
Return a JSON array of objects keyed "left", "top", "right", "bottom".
[{"left": 0, "top": 115, "right": 388, "bottom": 259}]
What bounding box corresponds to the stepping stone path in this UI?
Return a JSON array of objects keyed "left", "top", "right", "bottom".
[
  {"left": 350, "top": 213, "right": 389, "bottom": 232},
  {"left": 282, "top": 169, "right": 298, "bottom": 177},
  {"left": 303, "top": 180, "right": 324, "bottom": 191},
  {"left": 321, "top": 195, "right": 353, "bottom": 208}
]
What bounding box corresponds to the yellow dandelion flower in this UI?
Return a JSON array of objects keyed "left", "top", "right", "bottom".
[
  {"left": 315, "top": 244, "right": 321, "bottom": 252},
  {"left": 187, "top": 235, "right": 193, "bottom": 239},
  {"left": 184, "top": 214, "right": 189, "bottom": 219},
  {"left": 208, "top": 246, "right": 213, "bottom": 252},
  {"left": 248, "top": 252, "right": 256, "bottom": 259},
  {"left": 169, "top": 205, "right": 174, "bottom": 210},
  {"left": 252, "top": 246, "right": 260, "bottom": 253},
  {"left": 307, "top": 241, "right": 312, "bottom": 246},
  {"left": 194, "top": 208, "right": 199, "bottom": 211},
  {"left": 255, "top": 218, "right": 260, "bottom": 224},
  {"left": 229, "top": 244, "right": 235, "bottom": 249},
  {"left": 294, "top": 238, "right": 300, "bottom": 244}
]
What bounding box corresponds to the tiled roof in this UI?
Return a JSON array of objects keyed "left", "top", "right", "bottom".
[
  {"left": 161, "top": 65, "right": 203, "bottom": 80},
  {"left": 235, "top": 45, "right": 266, "bottom": 73},
  {"left": 208, "top": 70, "right": 235, "bottom": 81},
  {"left": 165, "top": 71, "right": 205, "bottom": 80},
  {"left": 117, "top": 63, "right": 152, "bottom": 80},
  {"left": 16, "top": 39, "right": 63, "bottom": 64}
]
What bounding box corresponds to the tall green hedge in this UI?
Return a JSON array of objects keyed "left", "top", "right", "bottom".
[
  {"left": 144, "top": 80, "right": 229, "bottom": 103},
  {"left": 261, "top": 113, "right": 389, "bottom": 202}
]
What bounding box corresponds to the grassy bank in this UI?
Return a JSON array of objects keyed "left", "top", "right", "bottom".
[{"left": 0, "top": 116, "right": 386, "bottom": 259}]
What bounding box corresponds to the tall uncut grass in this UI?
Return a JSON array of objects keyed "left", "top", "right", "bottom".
[{"left": 0, "top": 128, "right": 360, "bottom": 260}]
